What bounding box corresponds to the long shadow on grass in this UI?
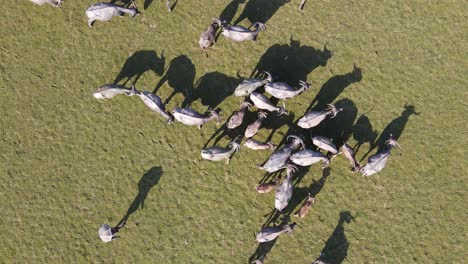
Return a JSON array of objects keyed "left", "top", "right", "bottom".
[
  {"left": 267, "top": 63, "right": 362, "bottom": 158},
  {"left": 142, "top": 0, "right": 154, "bottom": 9},
  {"left": 114, "top": 50, "right": 165, "bottom": 86},
  {"left": 215, "top": 0, "right": 246, "bottom": 41},
  {"left": 308, "top": 64, "right": 362, "bottom": 112},
  {"left": 251, "top": 39, "right": 332, "bottom": 85},
  {"left": 352, "top": 113, "right": 378, "bottom": 155},
  {"left": 256, "top": 99, "right": 358, "bottom": 188},
  {"left": 263, "top": 101, "right": 358, "bottom": 185},
  {"left": 116, "top": 166, "right": 163, "bottom": 228},
  {"left": 263, "top": 112, "right": 295, "bottom": 142},
  {"left": 312, "top": 98, "right": 358, "bottom": 148},
  {"left": 143, "top": 0, "right": 174, "bottom": 10},
  {"left": 205, "top": 40, "right": 331, "bottom": 152},
  {"left": 219, "top": 0, "right": 246, "bottom": 25},
  {"left": 202, "top": 123, "right": 229, "bottom": 149},
  {"left": 110, "top": 0, "right": 174, "bottom": 10},
  {"left": 360, "top": 104, "right": 419, "bottom": 161},
  {"left": 313, "top": 211, "right": 356, "bottom": 264},
  {"left": 268, "top": 99, "right": 359, "bottom": 163},
  {"left": 233, "top": 0, "right": 290, "bottom": 25},
  {"left": 183, "top": 71, "right": 240, "bottom": 110},
  {"left": 153, "top": 55, "right": 195, "bottom": 105},
  {"left": 109, "top": 0, "right": 133, "bottom": 8},
  {"left": 249, "top": 239, "right": 276, "bottom": 263}
]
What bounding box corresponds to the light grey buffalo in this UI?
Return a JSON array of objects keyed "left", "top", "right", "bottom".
[
  {"left": 199, "top": 18, "right": 224, "bottom": 50},
  {"left": 298, "top": 104, "right": 342, "bottom": 129},
  {"left": 234, "top": 72, "right": 272, "bottom": 97},
  {"left": 30, "top": 0, "right": 62, "bottom": 7},
  {"left": 360, "top": 135, "right": 400, "bottom": 176},
  {"left": 133, "top": 86, "right": 173, "bottom": 124},
  {"left": 244, "top": 139, "right": 276, "bottom": 151},
  {"left": 275, "top": 164, "right": 297, "bottom": 211},
  {"left": 222, "top": 22, "right": 266, "bottom": 42},
  {"left": 340, "top": 143, "right": 360, "bottom": 172},
  {"left": 93, "top": 84, "right": 135, "bottom": 99},
  {"left": 264, "top": 80, "right": 310, "bottom": 101},
  {"left": 227, "top": 101, "right": 251, "bottom": 129},
  {"left": 290, "top": 149, "right": 330, "bottom": 168},
  {"left": 245, "top": 111, "right": 267, "bottom": 138},
  {"left": 86, "top": 2, "right": 138, "bottom": 27},
  {"left": 259, "top": 135, "right": 304, "bottom": 173},
  {"left": 312, "top": 136, "right": 339, "bottom": 155},
  {"left": 250, "top": 92, "right": 288, "bottom": 115},
  {"left": 201, "top": 140, "right": 240, "bottom": 164},
  {"left": 172, "top": 108, "right": 220, "bottom": 128},
  {"left": 256, "top": 222, "right": 297, "bottom": 243}
]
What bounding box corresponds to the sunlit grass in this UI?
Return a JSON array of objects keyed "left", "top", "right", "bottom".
[{"left": 0, "top": 0, "right": 466, "bottom": 263}]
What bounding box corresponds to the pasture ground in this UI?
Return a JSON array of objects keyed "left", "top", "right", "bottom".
[{"left": 0, "top": 0, "right": 466, "bottom": 263}]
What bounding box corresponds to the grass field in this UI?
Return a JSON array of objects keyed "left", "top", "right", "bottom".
[{"left": 0, "top": 0, "right": 466, "bottom": 263}]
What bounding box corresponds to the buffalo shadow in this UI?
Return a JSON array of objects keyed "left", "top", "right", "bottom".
[
  {"left": 313, "top": 211, "right": 356, "bottom": 264},
  {"left": 215, "top": 0, "right": 245, "bottom": 41},
  {"left": 146, "top": 0, "right": 177, "bottom": 11},
  {"left": 312, "top": 98, "right": 359, "bottom": 148},
  {"left": 144, "top": 0, "right": 174, "bottom": 10},
  {"left": 202, "top": 123, "right": 229, "bottom": 149},
  {"left": 249, "top": 239, "right": 276, "bottom": 263},
  {"left": 262, "top": 112, "right": 296, "bottom": 142},
  {"left": 308, "top": 64, "right": 362, "bottom": 112},
  {"left": 251, "top": 39, "right": 333, "bottom": 85},
  {"left": 361, "top": 104, "right": 419, "bottom": 160},
  {"left": 219, "top": 0, "right": 246, "bottom": 25},
  {"left": 233, "top": 0, "right": 290, "bottom": 25},
  {"left": 268, "top": 63, "right": 360, "bottom": 150},
  {"left": 110, "top": 0, "right": 173, "bottom": 10},
  {"left": 116, "top": 166, "right": 163, "bottom": 228},
  {"left": 109, "top": 0, "right": 134, "bottom": 8},
  {"left": 183, "top": 71, "right": 240, "bottom": 109},
  {"left": 215, "top": 40, "right": 332, "bottom": 155},
  {"left": 153, "top": 55, "right": 195, "bottom": 105},
  {"left": 265, "top": 101, "right": 356, "bottom": 186},
  {"left": 113, "top": 50, "right": 165, "bottom": 86},
  {"left": 352, "top": 114, "right": 378, "bottom": 154},
  {"left": 201, "top": 38, "right": 333, "bottom": 189}
]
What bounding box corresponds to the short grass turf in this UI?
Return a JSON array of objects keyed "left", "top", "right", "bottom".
[{"left": 0, "top": 0, "right": 466, "bottom": 263}]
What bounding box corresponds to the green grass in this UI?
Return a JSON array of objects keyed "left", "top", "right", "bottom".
[{"left": 0, "top": 0, "right": 466, "bottom": 263}]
